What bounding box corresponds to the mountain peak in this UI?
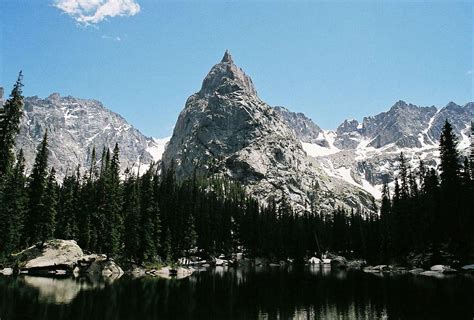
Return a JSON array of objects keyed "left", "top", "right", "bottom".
[
  {"left": 199, "top": 52, "right": 257, "bottom": 97},
  {"left": 47, "top": 92, "right": 61, "bottom": 101},
  {"left": 221, "top": 50, "right": 233, "bottom": 63}
]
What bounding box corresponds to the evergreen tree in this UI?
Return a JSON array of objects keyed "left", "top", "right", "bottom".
[
  {"left": 439, "top": 120, "right": 461, "bottom": 189},
  {"left": 101, "top": 144, "right": 122, "bottom": 257},
  {"left": 139, "top": 168, "right": 161, "bottom": 261},
  {"left": 380, "top": 179, "right": 392, "bottom": 261},
  {"left": 0, "top": 72, "right": 24, "bottom": 177},
  {"left": 163, "top": 227, "right": 173, "bottom": 263},
  {"left": 123, "top": 171, "right": 141, "bottom": 261},
  {"left": 39, "top": 168, "right": 57, "bottom": 243},
  {"left": 24, "top": 131, "right": 50, "bottom": 245},
  {"left": 438, "top": 120, "right": 461, "bottom": 251},
  {"left": 0, "top": 149, "right": 27, "bottom": 254},
  {"left": 183, "top": 213, "right": 197, "bottom": 255},
  {"left": 56, "top": 172, "right": 80, "bottom": 239}
]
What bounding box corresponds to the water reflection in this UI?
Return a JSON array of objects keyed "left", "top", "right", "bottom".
[
  {"left": 0, "top": 266, "right": 473, "bottom": 320},
  {"left": 23, "top": 276, "right": 105, "bottom": 304}
]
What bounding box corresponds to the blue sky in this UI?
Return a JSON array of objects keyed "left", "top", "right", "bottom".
[{"left": 1, "top": 1, "right": 472, "bottom": 138}]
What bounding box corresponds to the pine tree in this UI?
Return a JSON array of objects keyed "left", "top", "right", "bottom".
[
  {"left": 123, "top": 171, "right": 141, "bottom": 261},
  {"left": 398, "top": 152, "right": 410, "bottom": 199},
  {"left": 438, "top": 120, "right": 461, "bottom": 251},
  {"left": 24, "top": 131, "right": 50, "bottom": 245},
  {"left": 163, "top": 227, "right": 173, "bottom": 263},
  {"left": 56, "top": 172, "right": 80, "bottom": 239},
  {"left": 0, "top": 72, "right": 24, "bottom": 177},
  {"left": 0, "top": 149, "right": 27, "bottom": 254},
  {"left": 139, "top": 168, "right": 161, "bottom": 261},
  {"left": 380, "top": 179, "right": 392, "bottom": 261},
  {"left": 439, "top": 120, "right": 461, "bottom": 189},
  {"left": 39, "top": 168, "right": 57, "bottom": 243},
  {"left": 183, "top": 213, "right": 197, "bottom": 254},
  {"left": 101, "top": 143, "right": 122, "bottom": 258}
]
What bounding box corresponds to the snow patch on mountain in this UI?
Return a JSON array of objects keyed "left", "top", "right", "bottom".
[{"left": 147, "top": 137, "right": 171, "bottom": 162}]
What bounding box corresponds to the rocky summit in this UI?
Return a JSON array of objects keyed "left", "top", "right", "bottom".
[
  {"left": 15, "top": 94, "right": 166, "bottom": 179},
  {"left": 288, "top": 100, "right": 473, "bottom": 198},
  {"left": 162, "top": 51, "right": 376, "bottom": 213},
  {"left": 10, "top": 53, "right": 472, "bottom": 213}
]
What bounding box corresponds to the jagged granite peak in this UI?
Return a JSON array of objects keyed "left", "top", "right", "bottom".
[
  {"left": 295, "top": 100, "right": 472, "bottom": 199},
  {"left": 162, "top": 53, "right": 376, "bottom": 213},
  {"left": 273, "top": 106, "right": 327, "bottom": 146},
  {"left": 330, "top": 100, "right": 439, "bottom": 150},
  {"left": 199, "top": 50, "right": 258, "bottom": 97},
  {"left": 221, "top": 50, "right": 233, "bottom": 63},
  {"left": 336, "top": 119, "right": 359, "bottom": 135},
  {"left": 16, "top": 94, "right": 164, "bottom": 179},
  {"left": 427, "top": 101, "right": 474, "bottom": 143}
]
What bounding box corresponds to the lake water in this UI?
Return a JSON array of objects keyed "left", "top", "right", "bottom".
[{"left": 1, "top": 265, "right": 473, "bottom": 320}]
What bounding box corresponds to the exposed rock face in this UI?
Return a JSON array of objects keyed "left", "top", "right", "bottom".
[
  {"left": 327, "top": 101, "right": 440, "bottom": 150},
  {"left": 77, "top": 254, "right": 123, "bottom": 277},
  {"left": 16, "top": 94, "right": 164, "bottom": 180},
  {"left": 162, "top": 51, "right": 376, "bottom": 212},
  {"left": 274, "top": 106, "right": 326, "bottom": 146},
  {"left": 297, "top": 101, "right": 473, "bottom": 198},
  {"left": 15, "top": 239, "right": 83, "bottom": 272}
]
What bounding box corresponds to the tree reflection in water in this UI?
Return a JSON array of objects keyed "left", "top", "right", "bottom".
[{"left": 0, "top": 266, "right": 473, "bottom": 320}]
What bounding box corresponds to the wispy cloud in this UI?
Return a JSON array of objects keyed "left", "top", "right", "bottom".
[
  {"left": 53, "top": 0, "right": 140, "bottom": 25},
  {"left": 102, "top": 34, "right": 121, "bottom": 41},
  {"left": 467, "top": 70, "right": 474, "bottom": 76}
]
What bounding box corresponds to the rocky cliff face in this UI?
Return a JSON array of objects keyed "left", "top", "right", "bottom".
[
  {"left": 162, "top": 51, "right": 376, "bottom": 213},
  {"left": 16, "top": 94, "right": 165, "bottom": 179},
  {"left": 12, "top": 54, "right": 471, "bottom": 210},
  {"left": 274, "top": 106, "right": 327, "bottom": 146},
  {"left": 293, "top": 100, "right": 473, "bottom": 198}
]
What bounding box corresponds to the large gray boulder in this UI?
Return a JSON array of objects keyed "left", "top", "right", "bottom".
[
  {"left": 14, "top": 239, "right": 83, "bottom": 273},
  {"left": 330, "top": 256, "right": 348, "bottom": 269},
  {"left": 78, "top": 254, "right": 124, "bottom": 278}
]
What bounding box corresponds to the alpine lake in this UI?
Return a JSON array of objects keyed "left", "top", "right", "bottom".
[{"left": 1, "top": 264, "right": 473, "bottom": 320}]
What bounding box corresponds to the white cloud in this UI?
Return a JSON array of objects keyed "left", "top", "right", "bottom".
[
  {"left": 467, "top": 70, "right": 474, "bottom": 76},
  {"left": 53, "top": 0, "right": 140, "bottom": 25},
  {"left": 102, "top": 34, "right": 121, "bottom": 41}
]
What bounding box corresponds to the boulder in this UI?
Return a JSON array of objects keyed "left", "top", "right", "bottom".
[
  {"left": 330, "top": 256, "right": 347, "bottom": 269},
  {"left": 100, "top": 260, "right": 124, "bottom": 277},
  {"left": 347, "top": 260, "right": 366, "bottom": 269},
  {"left": 409, "top": 268, "right": 424, "bottom": 274},
  {"left": 14, "top": 239, "right": 83, "bottom": 274},
  {"left": 461, "top": 264, "right": 474, "bottom": 272},
  {"left": 372, "top": 265, "right": 390, "bottom": 272},
  {"left": 430, "top": 265, "right": 447, "bottom": 272},
  {"left": 214, "top": 258, "right": 227, "bottom": 266},
  {"left": 81, "top": 255, "right": 123, "bottom": 277},
  {"left": 420, "top": 270, "right": 445, "bottom": 278},
  {"left": 308, "top": 257, "right": 321, "bottom": 264},
  {"left": 0, "top": 268, "right": 13, "bottom": 275},
  {"left": 429, "top": 265, "right": 457, "bottom": 273},
  {"left": 155, "top": 266, "right": 194, "bottom": 279}
]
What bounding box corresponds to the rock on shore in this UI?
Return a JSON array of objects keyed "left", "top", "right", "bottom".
[{"left": 14, "top": 240, "right": 83, "bottom": 274}]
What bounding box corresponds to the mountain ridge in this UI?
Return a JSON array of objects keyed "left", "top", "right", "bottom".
[{"left": 6, "top": 53, "right": 472, "bottom": 209}]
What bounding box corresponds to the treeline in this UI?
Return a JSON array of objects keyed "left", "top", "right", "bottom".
[
  {"left": 306, "top": 121, "right": 474, "bottom": 265},
  {"left": 0, "top": 73, "right": 473, "bottom": 266},
  {"left": 378, "top": 121, "right": 474, "bottom": 264}
]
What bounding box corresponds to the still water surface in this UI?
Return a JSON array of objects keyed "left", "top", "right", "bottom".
[{"left": 1, "top": 265, "right": 473, "bottom": 319}]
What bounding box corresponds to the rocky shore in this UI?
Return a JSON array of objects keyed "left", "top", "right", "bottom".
[
  {"left": 0, "top": 239, "right": 194, "bottom": 280},
  {"left": 1, "top": 240, "right": 473, "bottom": 281}
]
